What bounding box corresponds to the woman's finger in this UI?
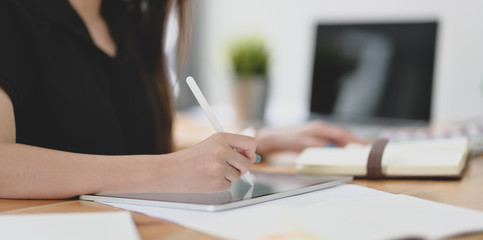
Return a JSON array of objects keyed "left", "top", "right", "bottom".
[{"left": 224, "top": 149, "right": 252, "bottom": 176}]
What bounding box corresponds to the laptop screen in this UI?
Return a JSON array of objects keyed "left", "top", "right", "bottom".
[{"left": 310, "top": 21, "right": 437, "bottom": 123}]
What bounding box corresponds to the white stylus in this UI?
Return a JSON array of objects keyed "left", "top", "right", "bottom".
[{"left": 186, "top": 76, "right": 257, "bottom": 186}]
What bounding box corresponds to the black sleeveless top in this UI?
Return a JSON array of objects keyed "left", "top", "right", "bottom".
[{"left": 0, "top": 0, "right": 156, "bottom": 155}]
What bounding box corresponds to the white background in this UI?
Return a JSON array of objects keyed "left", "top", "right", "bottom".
[{"left": 192, "top": 0, "right": 483, "bottom": 127}]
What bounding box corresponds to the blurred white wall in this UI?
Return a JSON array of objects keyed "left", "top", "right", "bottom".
[{"left": 194, "top": 0, "right": 483, "bottom": 127}]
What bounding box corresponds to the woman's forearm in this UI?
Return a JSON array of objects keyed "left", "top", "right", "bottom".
[
  {"left": 0, "top": 143, "right": 164, "bottom": 199},
  {"left": 0, "top": 133, "right": 258, "bottom": 199}
]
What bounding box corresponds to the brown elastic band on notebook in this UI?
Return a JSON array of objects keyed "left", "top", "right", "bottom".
[{"left": 367, "top": 138, "right": 389, "bottom": 180}]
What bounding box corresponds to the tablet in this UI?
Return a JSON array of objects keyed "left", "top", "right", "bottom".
[{"left": 80, "top": 172, "right": 351, "bottom": 212}]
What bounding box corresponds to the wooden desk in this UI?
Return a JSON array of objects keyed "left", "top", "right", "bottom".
[{"left": 1, "top": 155, "right": 482, "bottom": 239}]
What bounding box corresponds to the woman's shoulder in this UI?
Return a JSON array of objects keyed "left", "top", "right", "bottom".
[
  {"left": 0, "top": 0, "right": 71, "bottom": 47},
  {"left": 0, "top": 0, "right": 58, "bottom": 105},
  {"left": 0, "top": 0, "right": 44, "bottom": 28},
  {"left": 0, "top": 0, "right": 68, "bottom": 25},
  {"left": 0, "top": 0, "right": 37, "bottom": 15}
]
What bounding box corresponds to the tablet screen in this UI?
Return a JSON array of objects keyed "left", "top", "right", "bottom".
[{"left": 80, "top": 172, "right": 351, "bottom": 211}]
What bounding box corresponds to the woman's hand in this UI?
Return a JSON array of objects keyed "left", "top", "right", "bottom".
[
  {"left": 255, "top": 120, "right": 365, "bottom": 156},
  {"left": 158, "top": 133, "right": 258, "bottom": 193}
]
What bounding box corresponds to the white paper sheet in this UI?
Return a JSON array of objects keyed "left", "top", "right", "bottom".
[
  {"left": 99, "top": 184, "right": 483, "bottom": 240},
  {"left": 0, "top": 211, "right": 140, "bottom": 240}
]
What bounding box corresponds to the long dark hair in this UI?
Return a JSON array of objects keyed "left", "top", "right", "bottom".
[{"left": 101, "top": 0, "right": 191, "bottom": 153}]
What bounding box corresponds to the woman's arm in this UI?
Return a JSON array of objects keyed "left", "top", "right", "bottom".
[
  {"left": 255, "top": 121, "right": 365, "bottom": 156},
  {"left": 0, "top": 87, "right": 257, "bottom": 199}
]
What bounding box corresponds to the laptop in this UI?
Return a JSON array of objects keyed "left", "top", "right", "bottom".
[{"left": 309, "top": 21, "right": 438, "bottom": 139}]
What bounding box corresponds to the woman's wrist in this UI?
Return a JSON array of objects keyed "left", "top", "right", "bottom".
[{"left": 249, "top": 127, "right": 279, "bottom": 156}]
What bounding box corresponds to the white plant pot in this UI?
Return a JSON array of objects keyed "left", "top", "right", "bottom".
[{"left": 233, "top": 75, "right": 268, "bottom": 125}]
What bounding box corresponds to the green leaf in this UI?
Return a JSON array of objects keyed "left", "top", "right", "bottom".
[{"left": 228, "top": 36, "right": 269, "bottom": 79}]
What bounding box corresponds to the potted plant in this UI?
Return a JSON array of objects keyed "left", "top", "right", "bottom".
[{"left": 228, "top": 36, "right": 269, "bottom": 125}]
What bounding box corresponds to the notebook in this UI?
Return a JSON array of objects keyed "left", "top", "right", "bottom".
[{"left": 296, "top": 137, "right": 470, "bottom": 179}]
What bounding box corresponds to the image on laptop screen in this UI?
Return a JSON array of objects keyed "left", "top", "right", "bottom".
[{"left": 310, "top": 21, "right": 438, "bottom": 125}]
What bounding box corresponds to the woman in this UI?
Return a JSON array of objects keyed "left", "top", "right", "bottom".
[{"left": 0, "top": 0, "right": 361, "bottom": 199}]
